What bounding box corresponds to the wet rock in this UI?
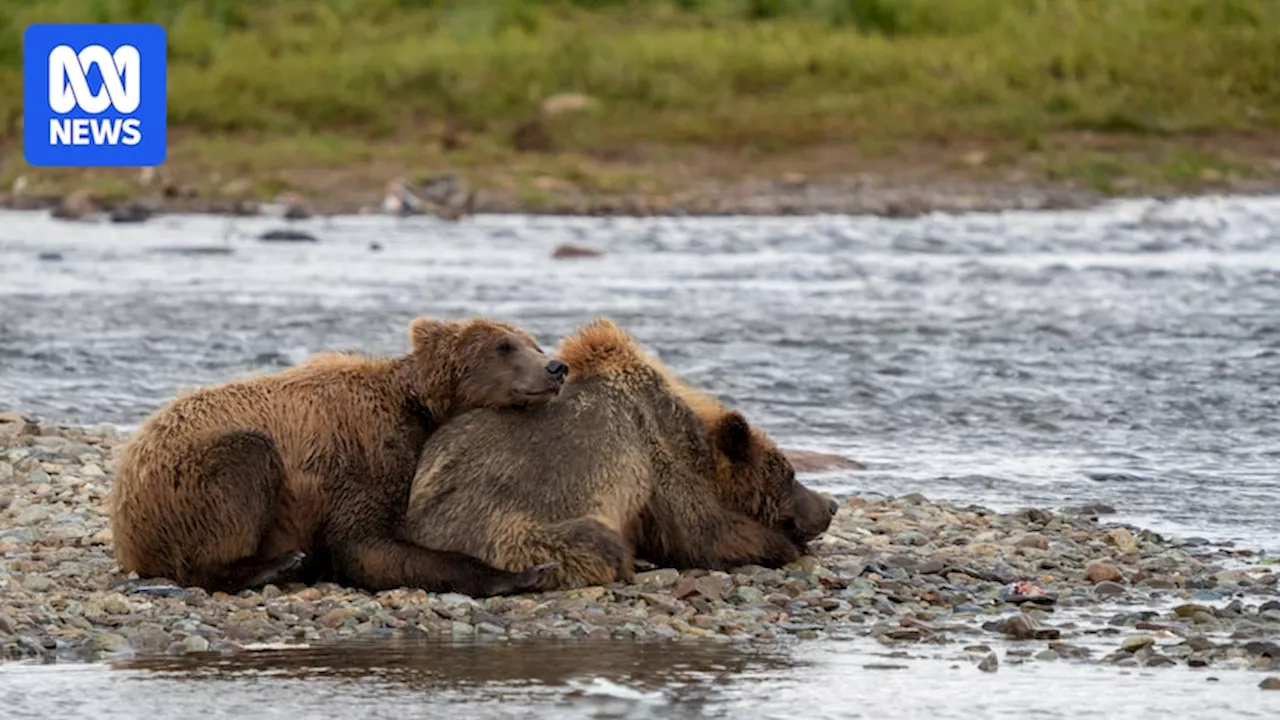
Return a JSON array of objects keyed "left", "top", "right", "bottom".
[
  {"left": 87, "top": 633, "right": 132, "bottom": 655},
  {"left": 15, "top": 506, "right": 50, "bottom": 525},
  {"left": 0, "top": 412, "right": 39, "bottom": 438},
  {"left": 152, "top": 246, "right": 234, "bottom": 257},
  {"left": 291, "top": 588, "right": 324, "bottom": 602},
  {"left": 102, "top": 594, "right": 135, "bottom": 615},
  {"left": 1072, "top": 502, "right": 1117, "bottom": 516},
  {"left": 108, "top": 203, "right": 154, "bottom": 224},
  {"left": 997, "top": 613, "right": 1059, "bottom": 640},
  {"left": 1089, "top": 581, "right": 1126, "bottom": 598},
  {"left": 37, "top": 252, "right": 63, "bottom": 262},
  {"left": 1084, "top": 561, "right": 1124, "bottom": 583},
  {"left": 1260, "top": 677, "right": 1280, "bottom": 691},
  {"left": 1174, "top": 603, "right": 1214, "bottom": 618},
  {"left": 1014, "top": 508, "right": 1053, "bottom": 525},
  {"left": 1121, "top": 635, "right": 1156, "bottom": 652},
  {"left": 915, "top": 558, "right": 946, "bottom": 576},
  {"left": 634, "top": 569, "right": 680, "bottom": 588},
  {"left": 22, "top": 576, "right": 53, "bottom": 592},
  {"left": 990, "top": 561, "right": 1018, "bottom": 584},
  {"left": 181, "top": 635, "right": 210, "bottom": 654},
  {"left": 258, "top": 229, "right": 318, "bottom": 243},
  {"left": 1034, "top": 649, "right": 1060, "bottom": 661},
  {"left": 1048, "top": 641, "right": 1091, "bottom": 659},
  {"left": 977, "top": 652, "right": 999, "bottom": 673},
  {"left": 1107, "top": 528, "right": 1141, "bottom": 555},
  {"left": 891, "top": 531, "right": 930, "bottom": 547},
  {"left": 1243, "top": 641, "right": 1280, "bottom": 658},
  {"left": 1182, "top": 636, "right": 1215, "bottom": 652},
  {"left": 1014, "top": 533, "right": 1050, "bottom": 550},
  {"left": 552, "top": 244, "right": 603, "bottom": 259}
]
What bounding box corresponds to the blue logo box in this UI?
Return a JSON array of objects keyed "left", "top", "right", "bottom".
[{"left": 23, "top": 23, "right": 167, "bottom": 167}]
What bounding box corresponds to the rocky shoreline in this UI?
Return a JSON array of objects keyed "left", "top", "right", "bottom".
[
  {"left": 4, "top": 173, "right": 1110, "bottom": 223},
  {"left": 1, "top": 412, "right": 1278, "bottom": 688},
  {"left": 9, "top": 167, "right": 1280, "bottom": 223}
]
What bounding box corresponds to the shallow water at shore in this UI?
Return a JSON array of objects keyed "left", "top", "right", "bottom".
[
  {"left": 2, "top": 196, "right": 1278, "bottom": 553},
  {"left": 4, "top": 638, "right": 1279, "bottom": 720}
]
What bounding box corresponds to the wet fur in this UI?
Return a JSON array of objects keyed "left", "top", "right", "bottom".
[
  {"left": 109, "top": 317, "right": 565, "bottom": 595},
  {"left": 402, "top": 317, "right": 836, "bottom": 590}
]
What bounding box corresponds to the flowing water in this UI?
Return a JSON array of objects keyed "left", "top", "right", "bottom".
[
  {"left": 1, "top": 196, "right": 1278, "bottom": 716},
  {"left": 0, "top": 637, "right": 1278, "bottom": 719}
]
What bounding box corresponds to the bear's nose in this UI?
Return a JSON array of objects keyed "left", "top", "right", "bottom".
[
  {"left": 545, "top": 360, "right": 569, "bottom": 378},
  {"left": 827, "top": 498, "right": 839, "bottom": 516}
]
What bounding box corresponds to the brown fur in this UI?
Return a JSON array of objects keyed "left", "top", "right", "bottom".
[
  {"left": 401, "top": 317, "right": 838, "bottom": 590},
  {"left": 108, "top": 316, "right": 570, "bottom": 595}
]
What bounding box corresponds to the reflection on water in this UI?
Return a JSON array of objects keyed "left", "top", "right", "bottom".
[{"left": 2, "top": 638, "right": 1278, "bottom": 719}]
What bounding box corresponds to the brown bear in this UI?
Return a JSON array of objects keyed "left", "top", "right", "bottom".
[
  {"left": 400, "top": 317, "right": 838, "bottom": 590},
  {"left": 108, "top": 316, "right": 569, "bottom": 596}
]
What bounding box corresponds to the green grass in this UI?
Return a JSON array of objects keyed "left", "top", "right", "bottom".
[
  {"left": 1046, "top": 146, "right": 1252, "bottom": 194},
  {"left": 3, "top": 0, "right": 1279, "bottom": 155}
]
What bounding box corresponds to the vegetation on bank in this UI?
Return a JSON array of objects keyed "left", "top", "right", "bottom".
[{"left": 1, "top": 0, "right": 1278, "bottom": 203}]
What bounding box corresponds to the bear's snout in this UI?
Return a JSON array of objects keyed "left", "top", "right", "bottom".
[
  {"left": 545, "top": 360, "right": 569, "bottom": 379},
  {"left": 789, "top": 486, "right": 836, "bottom": 544}
]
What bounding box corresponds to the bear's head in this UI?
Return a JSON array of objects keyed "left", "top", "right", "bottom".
[
  {"left": 647, "top": 358, "right": 837, "bottom": 552},
  {"left": 408, "top": 316, "right": 567, "bottom": 417},
  {"left": 707, "top": 410, "right": 838, "bottom": 551}
]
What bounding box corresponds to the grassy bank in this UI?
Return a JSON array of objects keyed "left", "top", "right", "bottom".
[{"left": 3, "top": 0, "right": 1280, "bottom": 212}]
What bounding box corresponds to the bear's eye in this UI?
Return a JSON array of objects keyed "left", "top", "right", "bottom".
[{"left": 496, "top": 339, "right": 516, "bottom": 356}]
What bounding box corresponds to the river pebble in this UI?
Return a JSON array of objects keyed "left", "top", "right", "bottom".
[{"left": 1, "top": 416, "right": 1277, "bottom": 672}]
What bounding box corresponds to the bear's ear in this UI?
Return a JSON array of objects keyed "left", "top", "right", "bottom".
[
  {"left": 712, "top": 411, "right": 753, "bottom": 463},
  {"left": 409, "top": 317, "right": 453, "bottom": 353}
]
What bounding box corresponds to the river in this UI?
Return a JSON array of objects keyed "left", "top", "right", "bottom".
[{"left": 1, "top": 195, "right": 1278, "bottom": 716}]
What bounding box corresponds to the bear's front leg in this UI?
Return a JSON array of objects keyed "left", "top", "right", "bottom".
[
  {"left": 332, "top": 535, "right": 556, "bottom": 596},
  {"left": 641, "top": 498, "right": 800, "bottom": 572}
]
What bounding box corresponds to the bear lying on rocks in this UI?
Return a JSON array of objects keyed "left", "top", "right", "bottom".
[
  {"left": 401, "top": 317, "right": 838, "bottom": 590},
  {"left": 109, "top": 316, "right": 569, "bottom": 596}
]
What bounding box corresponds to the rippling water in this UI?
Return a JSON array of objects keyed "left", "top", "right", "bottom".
[
  {"left": 3, "top": 638, "right": 1278, "bottom": 719},
  {"left": 2, "top": 197, "right": 1279, "bottom": 715}
]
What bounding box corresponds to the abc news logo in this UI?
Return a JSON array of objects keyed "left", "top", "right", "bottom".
[
  {"left": 48, "top": 43, "right": 144, "bottom": 147},
  {"left": 24, "top": 23, "right": 167, "bottom": 168}
]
